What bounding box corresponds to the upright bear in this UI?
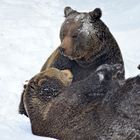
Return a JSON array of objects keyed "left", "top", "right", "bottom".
[{"left": 41, "top": 7, "right": 125, "bottom": 81}]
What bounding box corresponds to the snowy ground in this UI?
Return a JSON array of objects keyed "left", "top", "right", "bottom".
[{"left": 0, "top": 0, "right": 140, "bottom": 139}]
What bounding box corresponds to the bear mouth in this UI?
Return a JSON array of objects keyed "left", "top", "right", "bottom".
[
  {"left": 64, "top": 54, "right": 84, "bottom": 61},
  {"left": 61, "top": 51, "right": 86, "bottom": 61},
  {"left": 60, "top": 52, "right": 75, "bottom": 60}
]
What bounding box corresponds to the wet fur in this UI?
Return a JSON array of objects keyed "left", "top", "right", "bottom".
[
  {"left": 19, "top": 7, "right": 128, "bottom": 139},
  {"left": 24, "top": 64, "right": 140, "bottom": 140},
  {"left": 19, "top": 68, "right": 72, "bottom": 117},
  {"left": 41, "top": 7, "right": 125, "bottom": 82}
]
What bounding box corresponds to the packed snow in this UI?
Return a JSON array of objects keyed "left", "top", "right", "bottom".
[{"left": 0, "top": 0, "right": 140, "bottom": 139}]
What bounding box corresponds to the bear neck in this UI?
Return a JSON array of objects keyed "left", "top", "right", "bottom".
[
  {"left": 75, "top": 49, "right": 108, "bottom": 68},
  {"left": 75, "top": 40, "right": 123, "bottom": 69}
]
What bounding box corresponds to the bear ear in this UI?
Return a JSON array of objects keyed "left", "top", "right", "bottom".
[
  {"left": 89, "top": 8, "right": 102, "bottom": 20},
  {"left": 64, "top": 6, "right": 77, "bottom": 17}
]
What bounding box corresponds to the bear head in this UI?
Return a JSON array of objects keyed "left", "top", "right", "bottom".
[
  {"left": 59, "top": 7, "right": 109, "bottom": 61},
  {"left": 32, "top": 68, "right": 73, "bottom": 97},
  {"left": 19, "top": 68, "right": 73, "bottom": 117},
  {"left": 39, "top": 68, "right": 73, "bottom": 87}
]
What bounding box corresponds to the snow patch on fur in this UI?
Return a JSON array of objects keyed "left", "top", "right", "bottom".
[
  {"left": 98, "top": 72, "right": 104, "bottom": 82},
  {"left": 74, "top": 14, "right": 97, "bottom": 36}
]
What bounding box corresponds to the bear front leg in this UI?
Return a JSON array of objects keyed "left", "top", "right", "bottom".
[{"left": 40, "top": 48, "right": 72, "bottom": 72}]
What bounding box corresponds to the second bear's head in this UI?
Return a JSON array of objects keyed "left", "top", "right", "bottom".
[{"left": 59, "top": 7, "right": 109, "bottom": 61}]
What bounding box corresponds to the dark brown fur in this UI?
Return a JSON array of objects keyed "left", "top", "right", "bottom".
[
  {"left": 41, "top": 7, "right": 125, "bottom": 82},
  {"left": 24, "top": 64, "right": 140, "bottom": 140},
  {"left": 19, "top": 68, "right": 72, "bottom": 117},
  {"left": 19, "top": 7, "right": 127, "bottom": 139},
  {"left": 20, "top": 7, "right": 125, "bottom": 117}
]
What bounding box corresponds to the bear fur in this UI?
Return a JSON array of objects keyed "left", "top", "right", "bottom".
[
  {"left": 19, "top": 68, "right": 73, "bottom": 117},
  {"left": 19, "top": 6, "right": 125, "bottom": 116},
  {"left": 41, "top": 7, "right": 125, "bottom": 81},
  {"left": 22, "top": 63, "right": 136, "bottom": 140},
  {"left": 18, "top": 7, "right": 133, "bottom": 139}
]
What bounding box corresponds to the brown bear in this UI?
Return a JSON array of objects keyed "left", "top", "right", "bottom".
[
  {"left": 22, "top": 63, "right": 137, "bottom": 140},
  {"left": 19, "top": 6, "right": 125, "bottom": 116},
  {"left": 18, "top": 7, "right": 130, "bottom": 139},
  {"left": 41, "top": 7, "right": 125, "bottom": 82}
]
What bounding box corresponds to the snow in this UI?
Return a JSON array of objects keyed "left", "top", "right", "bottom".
[
  {"left": 98, "top": 73, "right": 104, "bottom": 82},
  {"left": 0, "top": 0, "right": 140, "bottom": 139}
]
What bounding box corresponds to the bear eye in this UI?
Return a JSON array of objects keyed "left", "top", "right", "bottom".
[
  {"left": 72, "top": 35, "right": 77, "bottom": 38},
  {"left": 72, "top": 33, "right": 78, "bottom": 39}
]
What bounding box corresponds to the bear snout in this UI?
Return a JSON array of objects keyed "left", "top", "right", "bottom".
[{"left": 59, "top": 37, "right": 74, "bottom": 57}]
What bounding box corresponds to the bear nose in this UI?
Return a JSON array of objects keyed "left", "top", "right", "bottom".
[{"left": 59, "top": 47, "right": 65, "bottom": 54}]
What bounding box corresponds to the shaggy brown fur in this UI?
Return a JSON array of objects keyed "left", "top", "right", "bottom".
[
  {"left": 19, "top": 6, "right": 125, "bottom": 116},
  {"left": 19, "top": 7, "right": 129, "bottom": 139},
  {"left": 23, "top": 64, "right": 140, "bottom": 140},
  {"left": 19, "top": 68, "right": 73, "bottom": 117},
  {"left": 41, "top": 7, "right": 125, "bottom": 82}
]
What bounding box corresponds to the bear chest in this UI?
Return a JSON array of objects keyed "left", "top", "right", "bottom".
[{"left": 71, "top": 62, "right": 96, "bottom": 82}]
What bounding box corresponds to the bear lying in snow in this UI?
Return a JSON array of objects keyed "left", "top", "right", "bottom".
[
  {"left": 41, "top": 7, "right": 125, "bottom": 81},
  {"left": 21, "top": 63, "right": 140, "bottom": 140}
]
